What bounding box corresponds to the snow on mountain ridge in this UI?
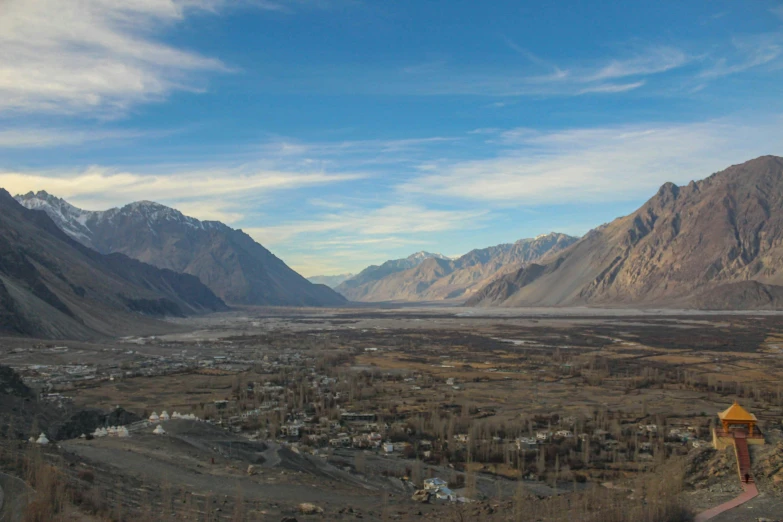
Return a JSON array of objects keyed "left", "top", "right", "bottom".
[
  {"left": 406, "top": 251, "right": 449, "bottom": 262},
  {"left": 16, "top": 191, "right": 98, "bottom": 242},
  {"left": 14, "top": 192, "right": 230, "bottom": 252}
]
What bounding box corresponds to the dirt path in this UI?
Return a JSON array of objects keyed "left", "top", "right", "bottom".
[
  {"left": 694, "top": 482, "right": 758, "bottom": 522},
  {"left": 260, "top": 442, "right": 282, "bottom": 468}
]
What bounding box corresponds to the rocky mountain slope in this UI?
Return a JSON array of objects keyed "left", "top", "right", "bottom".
[
  {"left": 0, "top": 190, "right": 227, "bottom": 339},
  {"left": 336, "top": 233, "right": 577, "bottom": 302},
  {"left": 307, "top": 273, "right": 354, "bottom": 288},
  {"left": 467, "top": 156, "right": 783, "bottom": 309},
  {"left": 16, "top": 192, "right": 346, "bottom": 307}
]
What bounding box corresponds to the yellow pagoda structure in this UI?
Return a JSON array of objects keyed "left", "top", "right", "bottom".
[{"left": 712, "top": 401, "right": 765, "bottom": 450}]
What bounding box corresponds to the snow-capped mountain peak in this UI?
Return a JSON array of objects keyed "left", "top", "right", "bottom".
[
  {"left": 406, "top": 250, "right": 446, "bottom": 261},
  {"left": 14, "top": 193, "right": 226, "bottom": 251},
  {"left": 16, "top": 191, "right": 99, "bottom": 244}
]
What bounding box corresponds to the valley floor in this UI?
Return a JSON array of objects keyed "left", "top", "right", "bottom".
[{"left": 2, "top": 306, "right": 783, "bottom": 521}]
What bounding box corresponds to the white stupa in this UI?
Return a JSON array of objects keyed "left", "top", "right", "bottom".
[
  {"left": 149, "top": 412, "right": 160, "bottom": 423},
  {"left": 36, "top": 432, "right": 49, "bottom": 445},
  {"left": 160, "top": 411, "right": 170, "bottom": 421},
  {"left": 153, "top": 425, "right": 166, "bottom": 435},
  {"left": 118, "top": 427, "right": 130, "bottom": 438},
  {"left": 107, "top": 426, "right": 117, "bottom": 436}
]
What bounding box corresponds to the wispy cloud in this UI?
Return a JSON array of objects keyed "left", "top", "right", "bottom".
[
  {"left": 700, "top": 34, "right": 783, "bottom": 78},
  {"left": 400, "top": 116, "right": 783, "bottom": 204},
  {"left": 578, "top": 81, "right": 646, "bottom": 94},
  {"left": 0, "top": 0, "right": 338, "bottom": 117},
  {"left": 585, "top": 47, "right": 689, "bottom": 81},
  {"left": 308, "top": 198, "right": 347, "bottom": 209},
  {"left": 384, "top": 45, "right": 690, "bottom": 97},
  {"left": 247, "top": 204, "right": 488, "bottom": 245},
  {"left": 0, "top": 127, "right": 174, "bottom": 148},
  {"left": 0, "top": 163, "right": 363, "bottom": 216},
  {"left": 502, "top": 37, "right": 569, "bottom": 79},
  {"left": 310, "top": 236, "right": 428, "bottom": 249},
  {"left": 261, "top": 136, "right": 458, "bottom": 156},
  {"left": 0, "top": 0, "right": 230, "bottom": 116}
]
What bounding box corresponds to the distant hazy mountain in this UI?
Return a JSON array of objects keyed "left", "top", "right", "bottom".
[
  {"left": 307, "top": 273, "right": 354, "bottom": 288},
  {"left": 467, "top": 156, "right": 783, "bottom": 310},
  {"left": 16, "top": 192, "right": 346, "bottom": 307},
  {"left": 0, "top": 189, "right": 227, "bottom": 339},
  {"left": 335, "top": 234, "right": 577, "bottom": 302},
  {"left": 335, "top": 251, "right": 451, "bottom": 300}
]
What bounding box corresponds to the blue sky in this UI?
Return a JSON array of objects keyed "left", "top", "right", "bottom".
[{"left": 1, "top": 0, "right": 783, "bottom": 276}]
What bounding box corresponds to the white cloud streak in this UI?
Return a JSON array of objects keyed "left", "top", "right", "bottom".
[
  {"left": 400, "top": 116, "right": 783, "bottom": 204},
  {"left": 577, "top": 81, "right": 645, "bottom": 94},
  {"left": 0, "top": 164, "right": 363, "bottom": 217},
  {"left": 247, "top": 205, "right": 487, "bottom": 245},
  {"left": 0, "top": 0, "right": 229, "bottom": 116},
  {"left": 385, "top": 46, "right": 690, "bottom": 97},
  {"left": 700, "top": 34, "right": 783, "bottom": 78},
  {"left": 0, "top": 127, "right": 172, "bottom": 148},
  {"left": 585, "top": 47, "right": 689, "bottom": 81}
]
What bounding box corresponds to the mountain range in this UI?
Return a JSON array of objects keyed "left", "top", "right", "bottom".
[
  {"left": 335, "top": 233, "right": 577, "bottom": 302},
  {"left": 9, "top": 154, "right": 783, "bottom": 327},
  {"left": 16, "top": 192, "right": 346, "bottom": 307},
  {"left": 467, "top": 156, "right": 783, "bottom": 309},
  {"left": 0, "top": 190, "right": 227, "bottom": 339}
]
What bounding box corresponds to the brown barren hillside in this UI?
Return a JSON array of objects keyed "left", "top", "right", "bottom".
[
  {"left": 467, "top": 156, "right": 783, "bottom": 309},
  {"left": 0, "top": 190, "right": 227, "bottom": 339}
]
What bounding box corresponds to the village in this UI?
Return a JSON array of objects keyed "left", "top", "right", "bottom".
[{"left": 3, "top": 308, "right": 783, "bottom": 520}]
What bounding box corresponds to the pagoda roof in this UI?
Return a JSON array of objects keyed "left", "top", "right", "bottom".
[{"left": 717, "top": 401, "right": 757, "bottom": 422}]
